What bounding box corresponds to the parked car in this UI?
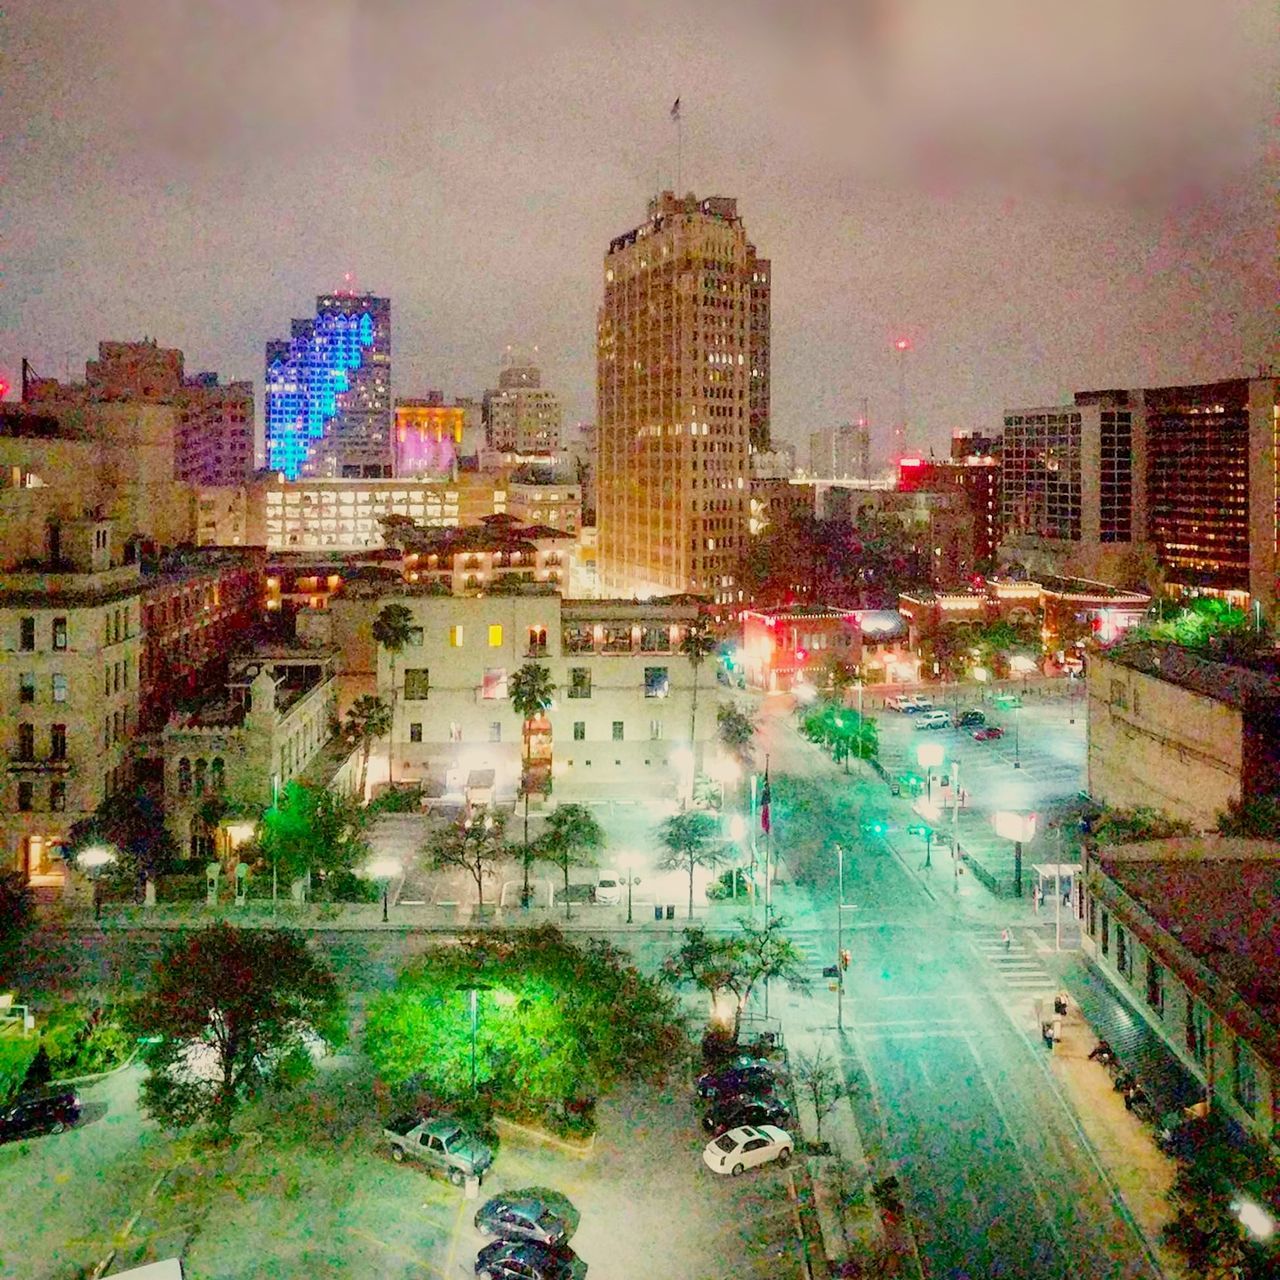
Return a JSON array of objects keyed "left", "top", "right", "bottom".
[
  {"left": 992, "top": 693, "right": 1022, "bottom": 709},
  {"left": 0, "top": 1089, "right": 81, "bottom": 1143},
  {"left": 702, "top": 1124, "right": 794, "bottom": 1176},
  {"left": 696, "top": 1060, "right": 779, "bottom": 1099},
  {"left": 475, "top": 1239, "right": 586, "bottom": 1280},
  {"left": 474, "top": 1195, "right": 570, "bottom": 1247},
  {"left": 972, "top": 726, "right": 1005, "bottom": 741},
  {"left": 956, "top": 709, "right": 986, "bottom": 728},
  {"left": 913, "top": 710, "right": 950, "bottom": 730},
  {"left": 887, "top": 694, "right": 931, "bottom": 713},
  {"left": 702, "top": 1092, "right": 790, "bottom": 1135},
  {"left": 383, "top": 1114, "right": 494, "bottom": 1184},
  {"left": 592, "top": 870, "right": 622, "bottom": 906}
]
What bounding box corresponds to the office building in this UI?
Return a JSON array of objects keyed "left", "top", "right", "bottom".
[
  {"left": 809, "top": 423, "right": 871, "bottom": 479},
  {"left": 22, "top": 340, "right": 254, "bottom": 487},
  {"left": 748, "top": 251, "right": 772, "bottom": 450},
  {"left": 898, "top": 432, "right": 1002, "bottom": 563},
  {"left": 598, "top": 192, "right": 762, "bottom": 601},
  {"left": 484, "top": 362, "right": 563, "bottom": 455},
  {"left": 264, "top": 292, "right": 391, "bottom": 480},
  {"left": 395, "top": 397, "right": 466, "bottom": 478}
]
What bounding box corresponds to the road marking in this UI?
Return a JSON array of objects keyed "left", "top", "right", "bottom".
[
  {"left": 346, "top": 1226, "right": 445, "bottom": 1276},
  {"left": 852, "top": 1017, "right": 968, "bottom": 1028},
  {"left": 856, "top": 1027, "right": 970, "bottom": 1041}
]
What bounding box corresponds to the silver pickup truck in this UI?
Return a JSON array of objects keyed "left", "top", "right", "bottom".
[{"left": 382, "top": 1114, "right": 494, "bottom": 1185}]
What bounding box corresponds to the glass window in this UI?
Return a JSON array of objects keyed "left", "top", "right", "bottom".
[
  {"left": 489, "top": 721, "right": 502, "bottom": 742},
  {"left": 1145, "top": 957, "right": 1163, "bottom": 1012},
  {"left": 1185, "top": 1000, "right": 1209, "bottom": 1064},
  {"left": 569, "top": 668, "right": 592, "bottom": 699},
  {"left": 644, "top": 666, "right": 670, "bottom": 698},
  {"left": 488, "top": 624, "right": 503, "bottom": 647},
  {"left": 612, "top": 721, "right": 624, "bottom": 741},
  {"left": 19, "top": 673, "right": 35, "bottom": 704},
  {"left": 17, "top": 781, "right": 33, "bottom": 811},
  {"left": 649, "top": 719, "right": 663, "bottom": 740},
  {"left": 18, "top": 723, "right": 35, "bottom": 759},
  {"left": 178, "top": 758, "right": 192, "bottom": 795},
  {"left": 573, "top": 721, "right": 586, "bottom": 741},
  {"left": 449, "top": 625, "right": 464, "bottom": 647},
  {"left": 52, "top": 674, "right": 68, "bottom": 704},
  {"left": 403, "top": 669, "right": 430, "bottom": 700},
  {"left": 52, "top": 617, "right": 68, "bottom": 651},
  {"left": 50, "top": 781, "right": 66, "bottom": 812},
  {"left": 406, "top": 627, "right": 424, "bottom": 647},
  {"left": 1234, "top": 1041, "right": 1260, "bottom": 1116},
  {"left": 449, "top": 722, "right": 462, "bottom": 742},
  {"left": 19, "top": 617, "right": 35, "bottom": 651},
  {"left": 1100, "top": 909, "right": 1109, "bottom": 956},
  {"left": 51, "top": 725, "right": 66, "bottom": 760},
  {"left": 409, "top": 722, "right": 423, "bottom": 743}
]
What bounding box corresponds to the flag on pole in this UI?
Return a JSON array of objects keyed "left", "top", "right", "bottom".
[
  {"left": 760, "top": 764, "right": 771, "bottom": 834},
  {"left": 670, "top": 97, "right": 681, "bottom": 121}
]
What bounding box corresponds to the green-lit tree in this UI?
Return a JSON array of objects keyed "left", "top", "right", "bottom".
[
  {"left": 509, "top": 661, "right": 556, "bottom": 907},
  {"left": 371, "top": 602, "right": 415, "bottom": 786},
  {"left": 538, "top": 804, "right": 605, "bottom": 919},
  {"left": 131, "top": 923, "right": 344, "bottom": 1134},
  {"left": 259, "top": 782, "right": 370, "bottom": 899},
  {"left": 424, "top": 807, "right": 507, "bottom": 914},
  {"left": 656, "top": 810, "right": 728, "bottom": 919},
  {"left": 679, "top": 624, "right": 717, "bottom": 761},
  {"left": 821, "top": 655, "right": 860, "bottom": 699},
  {"left": 662, "top": 917, "right": 809, "bottom": 1042},
  {"left": 342, "top": 694, "right": 392, "bottom": 800}
]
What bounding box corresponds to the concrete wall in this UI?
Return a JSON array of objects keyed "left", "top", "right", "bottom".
[{"left": 1087, "top": 653, "right": 1242, "bottom": 829}]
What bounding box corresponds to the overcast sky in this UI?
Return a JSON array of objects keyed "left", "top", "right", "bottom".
[{"left": 2, "top": 0, "right": 1275, "bottom": 465}]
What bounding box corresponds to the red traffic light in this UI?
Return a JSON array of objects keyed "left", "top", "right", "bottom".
[{"left": 840, "top": 949, "right": 851, "bottom": 971}]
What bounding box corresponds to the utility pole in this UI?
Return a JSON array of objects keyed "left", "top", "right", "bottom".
[{"left": 836, "top": 843, "right": 844, "bottom": 1033}]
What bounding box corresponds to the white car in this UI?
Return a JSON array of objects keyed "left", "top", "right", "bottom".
[
  {"left": 594, "top": 870, "right": 622, "bottom": 906},
  {"left": 702, "top": 1124, "right": 794, "bottom": 1176}
]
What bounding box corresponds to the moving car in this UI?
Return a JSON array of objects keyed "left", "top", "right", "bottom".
[
  {"left": 956, "top": 709, "right": 985, "bottom": 728},
  {"left": 702, "top": 1092, "right": 790, "bottom": 1136},
  {"left": 702, "top": 1124, "right": 794, "bottom": 1176},
  {"left": 0, "top": 1089, "right": 81, "bottom": 1143},
  {"left": 475, "top": 1240, "right": 586, "bottom": 1280},
  {"left": 972, "top": 726, "right": 1005, "bottom": 741},
  {"left": 383, "top": 1114, "right": 494, "bottom": 1184},
  {"left": 913, "top": 710, "right": 950, "bottom": 730},
  {"left": 696, "top": 1060, "right": 780, "bottom": 1099},
  {"left": 474, "top": 1195, "right": 570, "bottom": 1247}
]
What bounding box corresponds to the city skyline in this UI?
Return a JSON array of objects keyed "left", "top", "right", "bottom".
[{"left": 2, "top": 1, "right": 1274, "bottom": 464}]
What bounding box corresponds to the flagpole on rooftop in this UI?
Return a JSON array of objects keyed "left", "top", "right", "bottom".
[{"left": 671, "top": 97, "right": 683, "bottom": 193}]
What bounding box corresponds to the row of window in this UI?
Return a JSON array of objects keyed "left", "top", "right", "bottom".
[
  {"left": 14, "top": 723, "right": 67, "bottom": 760},
  {"left": 18, "top": 673, "right": 69, "bottom": 704},
  {"left": 17, "top": 780, "right": 66, "bottom": 812},
  {"left": 399, "top": 666, "right": 672, "bottom": 702},
  {"left": 18, "top": 617, "right": 68, "bottom": 652},
  {"left": 404, "top": 719, "right": 661, "bottom": 744}
]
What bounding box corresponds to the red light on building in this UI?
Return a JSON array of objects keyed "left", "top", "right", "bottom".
[
  {"left": 795, "top": 648, "right": 807, "bottom": 662},
  {"left": 900, "top": 457, "right": 923, "bottom": 467},
  {"left": 894, "top": 338, "right": 910, "bottom": 351},
  {"left": 0, "top": 376, "right": 9, "bottom": 400}
]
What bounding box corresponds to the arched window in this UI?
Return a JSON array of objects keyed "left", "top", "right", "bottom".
[
  {"left": 211, "top": 758, "right": 225, "bottom": 792},
  {"left": 177, "top": 758, "right": 192, "bottom": 795},
  {"left": 193, "top": 758, "right": 208, "bottom": 796},
  {"left": 190, "top": 814, "right": 215, "bottom": 861}
]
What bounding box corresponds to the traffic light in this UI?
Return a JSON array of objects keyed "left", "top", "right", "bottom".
[{"left": 840, "top": 949, "right": 851, "bottom": 971}]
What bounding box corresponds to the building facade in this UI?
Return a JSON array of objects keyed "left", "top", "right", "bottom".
[
  {"left": 485, "top": 363, "right": 563, "bottom": 455},
  {"left": 809, "top": 423, "right": 871, "bottom": 480},
  {"left": 899, "top": 437, "right": 1002, "bottom": 564},
  {"left": 597, "top": 192, "right": 762, "bottom": 602},
  {"left": 265, "top": 292, "right": 392, "bottom": 480},
  {"left": 394, "top": 397, "right": 466, "bottom": 478},
  {"left": 747, "top": 251, "right": 771, "bottom": 450},
  {"left": 1087, "top": 643, "right": 1280, "bottom": 830},
  {"left": 1081, "top": 837, "right": 1279, "bottom": 1154}
]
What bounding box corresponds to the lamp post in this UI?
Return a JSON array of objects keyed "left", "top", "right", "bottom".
[
  {"left": 458, "top": 982, "right": 492, "bottom": 1094},
  {"left": 916, "top": 741, "right": 944, "bottom": 809},
  {"left": 951, "top": 760, "right": 960, "bottom": 891},
  {"left": 994, "top": 811, "right": 1037, "bottom": 899},
  {"left": 77, "top": 846, "right": 116, "bottom": 922},
  {"left": 364, "top": 855, "right": 401, "bottom": 924},
  {"left": 619, "top": 853, "right": 636, "bottom": 925},
  {"left": 1013, "top": 701, "right": 1021, "bottom": 770}
]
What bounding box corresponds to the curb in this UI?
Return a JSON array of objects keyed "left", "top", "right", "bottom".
[{"left": 493, "top": 1114, "right": 596, "bottom": 1157}]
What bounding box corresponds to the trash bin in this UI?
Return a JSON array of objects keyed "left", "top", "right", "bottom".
[
  {"left": 665, "top": 904, "right": 675, "bottom": 920},
  {"left": 654, "top": 905, "right": 664, "bottom": 921}
]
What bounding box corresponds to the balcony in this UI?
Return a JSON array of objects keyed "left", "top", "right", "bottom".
[{"left": 6, "top": 755, "right": 72, "bottom": 774}]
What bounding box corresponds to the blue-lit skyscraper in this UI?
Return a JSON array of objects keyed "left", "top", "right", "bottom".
[{"left": 265, "top": 292, "right": 392, "bottom": 479}]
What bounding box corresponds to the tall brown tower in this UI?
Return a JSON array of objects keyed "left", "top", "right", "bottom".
[{"left": 597, "top": 192, "right": 767, "bottom": 602}]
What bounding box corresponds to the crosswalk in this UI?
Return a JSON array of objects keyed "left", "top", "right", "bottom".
[{"left": 970, "top": 930, "right": 1057, "bottom": 1003}]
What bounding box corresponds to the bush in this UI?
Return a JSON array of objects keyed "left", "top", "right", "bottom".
[
  {"left": 0, "top": 1036, "right": 39, "bottom": 1105},
  {"left": 155, "top": 874, "right": 211, "bottom": 903},
  {"left": 317, "top": 870, "right": 381, "bottom": 903},
  {"left": 364, "top": 786, "right": 425, "bottom": 817},
  {"left": 706, "top": 868, "right": 754, "bottom": 900},
  {"left": 40, "top": 1004, "right": 133, "bottom": 1078}
]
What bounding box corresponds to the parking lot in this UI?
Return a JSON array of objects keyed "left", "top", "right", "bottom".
[{"left": 1, "top": 1058, "right": 806, "bottom": 1280}]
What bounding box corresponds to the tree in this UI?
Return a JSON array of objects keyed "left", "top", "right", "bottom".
[
  {"left": 1216, "top": 795, "right": 1280, "bottom": 839},
  {"left": 131, "top": 923, "right": 343, "bottom": 1134},
  {"left": 792, "top": 1045, "right": 844, "bottom": 1146},
  {"left": 655, "top": 810, "right": 728, "bottom": 920},
  {"left": 67, "top": 786, "right": 179, "bottom": 893},
  {"left": 538, "top": 804, "right": 605, "bottom": 920},
  {"left": 509, "top": 661, "right": 556, "bottom": 907},
  {"left": 679, "top": 623, "right": 717, "bottom": 765},
  {"left": 0, "top": 869, "right": 33, "bottom": 970},
  {"left": 424, "top": 807, "right": 507, "bottom": 913},
  {"left": 364, "top": 927, "right": 682, "bottom": 1114},
  {"left": 371, "top": 602, "right": 416, "bottom": 786},
  {"left": 259, "top": 783, "right": 370, "bottom": 899},
  {"left": 821, "top": 656, "right": 860, "bottom": 699},
  {"left": 662, "top": 917, "right": 810, "bottom": 1041},
  {"left": 1089, "top": 805, "right": 1192, "bottom": 846},
  {"left": 716, "top": 702, "right": 757, "bottom": 770},
  {"left": 342, "top": 694, "right": 392, "bottom": 800}
]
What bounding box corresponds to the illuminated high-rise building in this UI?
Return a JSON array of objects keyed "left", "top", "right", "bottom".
[
  {"left": 597, "top": 192, "right": 765, "bottom": 601},
  {"left": 264, "top": 292, "right": 391, "bottom": 479}
]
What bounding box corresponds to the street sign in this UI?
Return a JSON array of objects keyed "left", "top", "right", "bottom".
[{"left": 821, "top": 965, "right": 840, "bottom": 978}]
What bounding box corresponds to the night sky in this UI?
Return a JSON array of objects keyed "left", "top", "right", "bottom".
[{"left": 2, "top": 0, "right": 1274, "bottom": 464}]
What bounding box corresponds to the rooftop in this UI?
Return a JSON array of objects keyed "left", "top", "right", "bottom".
[
  {"left": 1099, "top": 640, "right": 1280, "bottom": 709},
  {"left": 1095, "top": 838, "right": 1280, "bottom": 1060}
]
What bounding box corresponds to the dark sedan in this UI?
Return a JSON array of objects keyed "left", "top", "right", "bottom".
[
  {"left": 475, "top": 1239, "right": 586, "bottom": 1280},
  {"left": 474, "top": 1195, "right": 570, "bottom": 1247},
  {"left": 0, "top": 1089, "right": 81, "bottom": 1143},
  {"left": 696, "top": 1060, "right": 779, "bottom": 1099},
  {"left": 701, "top": 1092, "right": 791, "bottom": 1135}
]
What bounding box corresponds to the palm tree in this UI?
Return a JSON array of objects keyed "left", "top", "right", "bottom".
[
  {"left": 656, "top": 810, "right": 727, "bottom": 919},
  {"left": 371, "top": 603, "right": 415, "bottom": 787},
  {"left": 508, "top": 661, "right": 556, "bottom": 907},
  {"left": 342, "top": 695, "right": 392, "bottom": 800},
  {"left": 679, "top": 623, "right": 717, "bottom": 772},
  {"left": 538, "top": 803, "right": 605, "bottom": 919}
]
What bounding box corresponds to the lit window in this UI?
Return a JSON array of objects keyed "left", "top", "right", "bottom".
[
  {"left": 482, "top": 668, "right": 508, "bottom": 699},
  {"left": 449, "top": 625, "right": 464, "bottom": 647},
  {"left": 488, "top": 624, "right": 503, "bottom": 647},
  {"left": 403, "top": 669, "right": 430, "bottom": 700}
]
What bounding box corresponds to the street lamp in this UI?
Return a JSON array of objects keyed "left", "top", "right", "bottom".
[
  {"left": 458, "top": 982, "right": 493, "bottom": 1094},
  {"left": 77, "top": 846, "right": 116, "bottom": 921},
  {"left": 618, "top": 853, "right": 640, "bottom": 925},
  {"left": 994, "top": 811, "right": 1037, "bottom": 899},
  {"left": 364, "top": 855, "right": 401, "bottom": 924},
  {"left": 916, "top": 740, "right": 944, "bottom": 807},
  {"left": 1013, "top": 701, "right": 1022, "bottom": 769}
]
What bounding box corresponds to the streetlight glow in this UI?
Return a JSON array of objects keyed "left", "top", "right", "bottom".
[{"left": 1232, "top": 1197, "right": 1276, "bottom": 1242}]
